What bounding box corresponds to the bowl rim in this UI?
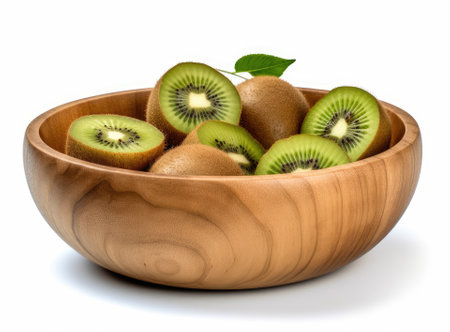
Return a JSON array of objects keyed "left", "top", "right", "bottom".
[{"left": 25, "top": 87, "right": 420, "bottom": 182}]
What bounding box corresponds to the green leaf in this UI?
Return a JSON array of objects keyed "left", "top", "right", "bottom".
[{"left": 234, "top": 54, "right": 296, "bottom": 77}]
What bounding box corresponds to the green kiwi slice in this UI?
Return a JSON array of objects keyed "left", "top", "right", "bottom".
[
  {"left": 184, "top": 120, "right": 265, "bottom": 174},
  {"left": 159, "top": 62, "right": 241, "bottom": 134},
  {"left": 255, "top": 134, "right": 350, "bottom": 175},
  {"left": 66, "top": 114, "right": 165, "bottom": 170},
  {"left": 301, "top": 86, "right": 388, "bottom": 161}
]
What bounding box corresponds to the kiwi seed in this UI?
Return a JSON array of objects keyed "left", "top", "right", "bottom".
[{"left": 65, "top": 114, "right": 165, "bottom": 170}]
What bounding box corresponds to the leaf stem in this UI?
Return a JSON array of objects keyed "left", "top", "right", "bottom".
[{"left": 217, "top": 69, "right": 248, "bottom": 80}]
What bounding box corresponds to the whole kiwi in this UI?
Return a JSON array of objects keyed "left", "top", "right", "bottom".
[
  {"left": 149, "top": 144, "right": 244, "bottom": 176},
  {"left": 237, "top": 76, "right": 309, "bottom": 149}
]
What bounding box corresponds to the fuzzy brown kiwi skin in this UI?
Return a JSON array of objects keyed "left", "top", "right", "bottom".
[
  {"left": 146, "top": 79, "right": 187, "bottom": 146},
  {"left": 181, "top": 121, "right": 204, "bottom": 145},
  {"left": 149, "top": 144, "right": 244, "bottom": 176},
  {"left": 357, "top": 101, "right": 391, "bottom": 160},
  {"left": 237, "top": 76, "right": 309, "bottom": 149},
  {"left": 65, "top": 132, "right": 165, "bottom": 170}
]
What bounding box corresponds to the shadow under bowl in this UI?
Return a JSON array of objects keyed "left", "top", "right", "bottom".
[{"left": 23, "top": 87, "right": 422, "bottom": 290}]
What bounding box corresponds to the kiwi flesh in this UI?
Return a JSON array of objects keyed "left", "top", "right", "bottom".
[
  {"left": 301, "top": 86, "right": 391, "bottom": 161},
  {"left": 65, "top": 114, "right": 165, "bottom": 170},
  {"left": 237, "top": 76, "right": 309, "bottom": 149},
  {"left": 255, "top": 134, "right": 350, "bottom": 175},
  {"left": 146, "top": 62, "right": 242, "bottom": 145},
  {"left": 183, "top": 120, "right": 265, "bottom": 174},
  {"left": 149, "top": 144, "right": 244, "bottom": 176}
]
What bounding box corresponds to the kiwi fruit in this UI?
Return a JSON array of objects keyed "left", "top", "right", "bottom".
[
  {"left": 236, "top": 75, "right": 309, "bottom": 149},
  {"left": 301, "top": 86, "right": 391, "bottom": 161},
  {"left": 146, "top": 62, "right": 242, "bottom": 145},
  {"left": 183, "top": 120, "right": 265, "bottom": 174},
  {"left": 149, "top": 144, "right": 244, "bottom": 176},
  {"left": 255, "top": 134, "right": 350, "bottom": 175},
  {"left": 65, "top": 114, "right": 165, "bottom": 170}
]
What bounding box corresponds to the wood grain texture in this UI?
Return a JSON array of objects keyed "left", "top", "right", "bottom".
[{"left": 23, "top": 87, "right": 422, "bottom": 289}]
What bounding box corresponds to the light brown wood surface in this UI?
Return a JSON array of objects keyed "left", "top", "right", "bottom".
[{"left": 23, "top": 87, "right": 422, "bottom": 290}]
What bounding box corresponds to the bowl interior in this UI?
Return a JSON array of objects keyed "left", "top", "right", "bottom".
[{"left": 38, "top": 88, "right": 405, "bottom": 155}]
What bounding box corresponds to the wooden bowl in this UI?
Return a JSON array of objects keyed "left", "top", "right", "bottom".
[{"left": 23, "top": 88, "right": 422, "bottom": 290}]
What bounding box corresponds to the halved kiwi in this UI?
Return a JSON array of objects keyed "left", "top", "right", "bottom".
[
  {"left": 149, "top": 144, "right": 244, "bottom": 176},
  {"left": 255, "top": 134, "right": 350, "bottom": 175},
  {"left": 301, "top": 86, "right": 391, "bottom": 161},
  {"left": 146, "top": 62, "right": 242, "bottom": 145},
  {"left": 183, "top": 120, "right": 265, "bottom": 174},
  {"left": 65, "top": 114, "right": 165, "bottom": 170}
]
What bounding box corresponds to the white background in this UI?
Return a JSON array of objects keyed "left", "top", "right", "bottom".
[{"left": 1, "top": 0, "right": 449, "bottom": 331}]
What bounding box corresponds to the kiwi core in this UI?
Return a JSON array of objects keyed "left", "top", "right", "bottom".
[
  {"left": 227, "top": 152, "right": 251, "bottom": 166},
  {"left": 108, "top": 131, "right": 125, "bottom": 141},
  {"left": 329, "top": 118, "right": 349, "bottom": 139},
  {"left": 293, "top": 167, "right": 313, "bottom": 173},
  {"left": 188, "top": 92, "right": 211, "bottom": 108}
]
